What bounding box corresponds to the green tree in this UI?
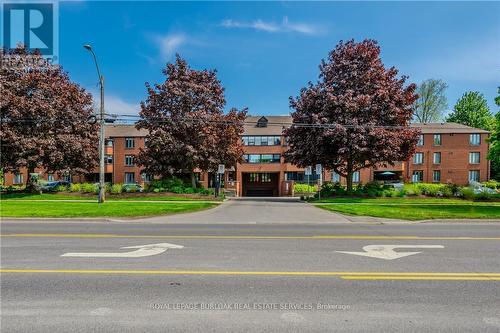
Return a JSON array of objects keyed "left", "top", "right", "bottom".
[
  {"left": 413, "top": 79, "right": 448, "bottom": 123},
  {"left": 446, "top": 91, "right": 494, "bottom": 130},
  {"left": 488, "top": 87, "right": 500, "bottom": 180}
]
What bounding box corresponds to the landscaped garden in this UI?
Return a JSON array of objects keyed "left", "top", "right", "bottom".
[
  {"left": 0, "top": 176, "right": 221, "bottom": 218},
  {"left": 311, "top": 181, "right": 500, "bottom": 220}
]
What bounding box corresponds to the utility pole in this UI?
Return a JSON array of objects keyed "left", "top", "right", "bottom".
[{"left": 84, "top": 44, "right": 105, "bottom": 203}]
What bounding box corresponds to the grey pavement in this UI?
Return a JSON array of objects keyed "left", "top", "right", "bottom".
[
  {"left": 138, "top": 197, "right": 354, "bottom": 224},
  {"left": 1, "top": 199, "right": 500, "bottom": 332}
]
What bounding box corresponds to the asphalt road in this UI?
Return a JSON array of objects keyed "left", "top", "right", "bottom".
[{"left": 1, "top": 201, "right": 500, "bottom": 332}]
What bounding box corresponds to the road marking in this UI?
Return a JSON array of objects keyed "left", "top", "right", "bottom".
[
  {"left": 61, "top": 243, "right": 183, "bottom": 258},
  {"left": 340, "top": 276, "right": 500, "bottom": 281},
  {"left": 3, "top": 234, "right": 500, "bottom": 240},
  {"left": 336, "top": 245, "right": 444, "bottom": 260},
  {"left": 1, "top": 269, "right": 500, "bottom": 281}
]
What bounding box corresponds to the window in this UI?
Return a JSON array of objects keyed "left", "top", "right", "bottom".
[
  {"left": 433, "top": 134, "right": 441, "bottom": 146},
  {"left": 249, "top": 173, "right": 259, "bottom": 182},
  {"left": 63, "top": 174, "right": 72, "bottom": 182},
  {"left": 125, "top": 172, "right": 135, "bottom": 183},
  {"left": 106, "top": 139, "right": 113, "bottom": 147},
  {"left": 417, "top": 134, "right": 424, "bottom": 146},
  {"left": 261, "top": 173, "right": 271, "bottom": 182},
  {"left": 469, "top": 152, "right": 480, "bottom": 164},
  {"left": 413, "top": 152, "right": 423, "bottom": 164},
  {"left": 125, "top": 138, "right": 135, "bottom": 149},
  {"left": 142, "top": 173, "right": 153, "bottom": 182},
  {"left": 256, "top": 116, "right": 268, "bottom": 127},
  {"left": 470, "top": 134, "right": 480, "bottom": 146},
  {"left": 242, "top": 136, "right": 281, "bottom": 146},
  {"left": 331, "top": 172, "right": 341, "bottom": 183},
  {"left": 352, "top": 171, "right": 360, "bottom": 183},
  {"left": 125, "top": 155, "right": 135, "bottom": 166},
  {"left": 468, "top": 170, "right": 480, "bottom": 182},
  {"left": 47, "top": 174, "right": 54, "bottom": 182},
  {"left": 105, "top": 155, "right": 113, "bottom": 164},
  {"left": 243, "top": 154, "right": 280, "bottom": 163},
  {"left": 432, "top": 170, "right": 441, "bottom": 182},
  {"left": 13, "top": 173, "right": 23, "bottom": 184},
  {"left": 412, "top": 171, "right": 423, "bottom": 183},
  {"left": 433, "top": 152, "right": 441, "bottom": 164}
]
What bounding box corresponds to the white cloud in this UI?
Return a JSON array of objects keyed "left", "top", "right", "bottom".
[
  {"left": 154, "top": 33, "right": 186, "bottom": 61},
  {"left": 220, "top": 17, "right": 320, "bottom": 35},
  {"left": 105, "top": 95, "right": 140, "bottom": 116},
  {"left": 90, "top": 91, "right": 140, "bottom": 117}
]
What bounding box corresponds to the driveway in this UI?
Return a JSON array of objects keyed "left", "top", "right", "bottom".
[{"left": 139, "top": 197, "right": 351, "bottom": 224}]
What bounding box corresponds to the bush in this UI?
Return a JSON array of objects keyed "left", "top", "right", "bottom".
[
  {"left": 81, "top": 183, "right": 98, "bottom": 193},
  {"left": 146, "top": 176, "right": 210, "bottom": 195},
  {"left": 483, "top": 180, "right": 500, "bottom": 190},
  {"left": 69, "top": 183, "right": 81, "bottom": 192},
  {"left": 320, "top": 182, "right": 346, "bottom": 197},
  {"left": 403, "top": 183, "right": 422, "bottom": 196},
  {"left": 110, "top": 184, "right": 123, "bottom": 194},
  {"left": 460, "top": 187, "right": 475, "bottom": 200},
  {"left": 294, "top": 183, "right": 317, "bottom": 194},
  {"left": 1, "top": 185, "right": 23, "bottom": 193},
  {"left": 54, "top": 184, "right": 68, "bottom": 192}
]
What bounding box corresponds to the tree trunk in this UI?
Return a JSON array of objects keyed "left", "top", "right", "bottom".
[
  {"left": 25, "top": 166, "right": 41, "bottom": 194},
  {"left": 346, "top": 160, "right": 354, "bottom": 194},
  {"left": 191, "top": 172, "right": 197, "bottom": 189}
]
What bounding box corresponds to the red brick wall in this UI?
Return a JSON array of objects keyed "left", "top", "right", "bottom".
[{"left": 2, "top": 132, "right": 490, "bottom": 188}]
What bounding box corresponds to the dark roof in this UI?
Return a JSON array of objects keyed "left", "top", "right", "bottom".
[
  {"left": 104, "top": 119, "right": 489, "bottom": 138},
  {"left": 243, "top": 116, "right": 292, "bottom": 135},
  {"left": 411, "top": 122, "right": 490, "bottom": 134},
  {"left": 104, "top": 124, "right": 148, "bottom": 137}
]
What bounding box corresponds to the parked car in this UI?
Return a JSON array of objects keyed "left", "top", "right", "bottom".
[
  {"left": 122, "top": 183, "right": 144, "bottom": 193},
  {"left": 40, "top": 181, "right": 70, "bottom": 192}
]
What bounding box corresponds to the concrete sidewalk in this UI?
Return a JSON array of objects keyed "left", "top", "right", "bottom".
[{"left": 137, "top": 197, "right": 352, "bottom": 224}]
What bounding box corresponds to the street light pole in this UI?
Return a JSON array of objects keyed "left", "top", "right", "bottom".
[{"left": 84, "top": 44, "right": 105, "bottom": 203}]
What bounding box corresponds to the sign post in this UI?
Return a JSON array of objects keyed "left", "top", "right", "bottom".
[
  {"left": 315, "top": 164, "right": 322, "bottom": 200},
  {"left": 304, "top": 166, "right": 312, "bottom": 189},
  {"left": 216, "top": 164, "right": 225, "bottom": 198}
]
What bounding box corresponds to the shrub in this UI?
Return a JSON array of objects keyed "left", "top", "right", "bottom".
[
  {"left": 473, "top": 191, "right": 495, "bottom": 201},
  {"left": 483, "top": 180, "right": 500, "bottom": 190},
  {"left": 294, "top": 183, "right": 317, "bottom": 193},
  {"left": 320, "top": 182, "right": 346, "bottom": 197},
  {"left": 54, "top": 184, "right": 68, "bottom": 192},
  {"left": 81, "top": 183, "right": 98, "bottom": 193},
  {"left": 69, "top": 183, "right": 81, "bottom": 192},
  {"left": 146, "top": 176, "right": 211, "bottom": 195},
  {"left": 110, "top": 184, "right": 123, "bottom": 194},
  {"left": 460, "top": 187, "right": 475, "bottom": 200},
  {"left": 403, "top": 183, "right": 422, "bottom": 196}
]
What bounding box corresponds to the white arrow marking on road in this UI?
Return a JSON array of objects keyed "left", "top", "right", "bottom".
[
  {"left": 61, "top": 243, "right": 184, "bottom": 258},
  {"left": 336, "top": 245, "right": 444, "bottom": 260}
]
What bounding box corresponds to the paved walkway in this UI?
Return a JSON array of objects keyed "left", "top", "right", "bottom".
[{"left": 138, "top": 197, "right": 352, "bottom": 224}]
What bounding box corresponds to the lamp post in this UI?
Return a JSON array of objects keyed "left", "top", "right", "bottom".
[{"left": 83, "top": 44, "right": 105, "bottom": 203}]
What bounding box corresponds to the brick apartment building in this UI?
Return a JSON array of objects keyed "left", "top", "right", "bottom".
[{"left": 3, "top": 116, "right": 490, "bottom": 196}]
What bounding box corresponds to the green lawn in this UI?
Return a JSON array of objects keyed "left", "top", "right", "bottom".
[
  {"left": 0, "top": 193, "right": 218, "bottom": 201},
  {"left": 0, "top": 200, "right": 217, "bottom": 218},
  {"left": 314, "top": 197, "right": 500, "bottom": 220}
]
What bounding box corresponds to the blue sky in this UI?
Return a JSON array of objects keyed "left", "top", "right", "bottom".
[{"left": 58, "top": 1, "right": 500, "bottom": 117}]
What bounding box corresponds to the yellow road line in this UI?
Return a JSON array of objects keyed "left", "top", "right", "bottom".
[
  {"left": 2, "top": 234, "right": 500, "bottom": 240},
  {"left": 341, "top": 276, "right": 500, "bottom": 281},
  {"left": 1, "top": 269, "right": 500, "bottom": 278}
]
